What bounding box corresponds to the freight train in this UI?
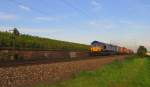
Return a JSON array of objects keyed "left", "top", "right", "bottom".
[
  {"left": 0, "top": 41, "right": 133, "bottom": 62},
  {"left": 90, "top": 41, "right": 133, "bottom": 56}
]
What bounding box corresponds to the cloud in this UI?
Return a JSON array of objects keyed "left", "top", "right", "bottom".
[
  {"left": 0, "top": 12, "right": 17, "bottom": 20},
  {"left": 88, "top": 20, "right": 116, "bottom": 29},
  {"left": 88, "top": 20, "right": 144, "bottom": 30},
  {"left": 20, "top": 28, "right": 59, "bottom": 34},
  {"left": 119, "top": 20, "right": 133, "bottom": 25},
  {"left": 91, "top": 0, "right": 100, "bottom": 6},
  {"left": 91, "top": 0, "right": 102, "bottom": 11},
  {"left": 18, "top": 5, "right": 31, "bottom": 11},
  {"left": 0, "top": 27, "right": 63, "bottom": 37},
  {"left": 35, "top": 16, "right": 64, "bottom": 21}
]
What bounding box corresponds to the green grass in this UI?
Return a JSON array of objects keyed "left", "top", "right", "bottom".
[{"left": 35, "top": 56, "right": 150, "bottom": 87}]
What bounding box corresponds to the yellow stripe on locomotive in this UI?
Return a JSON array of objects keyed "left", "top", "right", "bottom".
[{"left": 90, "top": 47, "right": 103, "bottom": 52}]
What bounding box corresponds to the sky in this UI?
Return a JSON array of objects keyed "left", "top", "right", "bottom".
[{"left": 0, "top": 0, "right": 150, "bottom": 51}]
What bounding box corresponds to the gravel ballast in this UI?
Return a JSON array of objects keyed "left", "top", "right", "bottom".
[{"left": 0, "top": 55, "right": 128, "bottom": 87}]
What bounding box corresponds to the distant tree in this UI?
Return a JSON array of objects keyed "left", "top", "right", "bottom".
[
  {"left": 13, "top": 28, "right": 20, "bottom": 36},
  {"left": 137, "top": 46, "right": 147, "bottom": 57}
]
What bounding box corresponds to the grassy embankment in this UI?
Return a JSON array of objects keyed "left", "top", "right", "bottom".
[
  {"left": 36, "top": 56, "right": 150, "bottom": 87},
  {"left": 0, "top": 31, "right": 89, "bottom": 51}
]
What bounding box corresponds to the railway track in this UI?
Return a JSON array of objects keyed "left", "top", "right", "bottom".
[
  {"left": 0, "top": 55, "right": 125, "bottom": 68},
  {"left": 0, "top": 55, "right": 130, "bottom": 87}
]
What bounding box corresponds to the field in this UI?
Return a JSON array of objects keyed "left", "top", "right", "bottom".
[
  {"left": 0, "top": 31, "right": 89, "bottom": 51},
  {"left": 35, "top": 56, "right": 150, "bottom": 87}
]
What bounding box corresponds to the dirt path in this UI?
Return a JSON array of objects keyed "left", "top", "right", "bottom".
[{"left": 0, "top": 55, "right": 129, "bottom": 87}]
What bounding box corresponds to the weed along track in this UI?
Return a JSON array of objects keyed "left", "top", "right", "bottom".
[{"left": 0, "top": 55, "right": 128, "bottom": 87}]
